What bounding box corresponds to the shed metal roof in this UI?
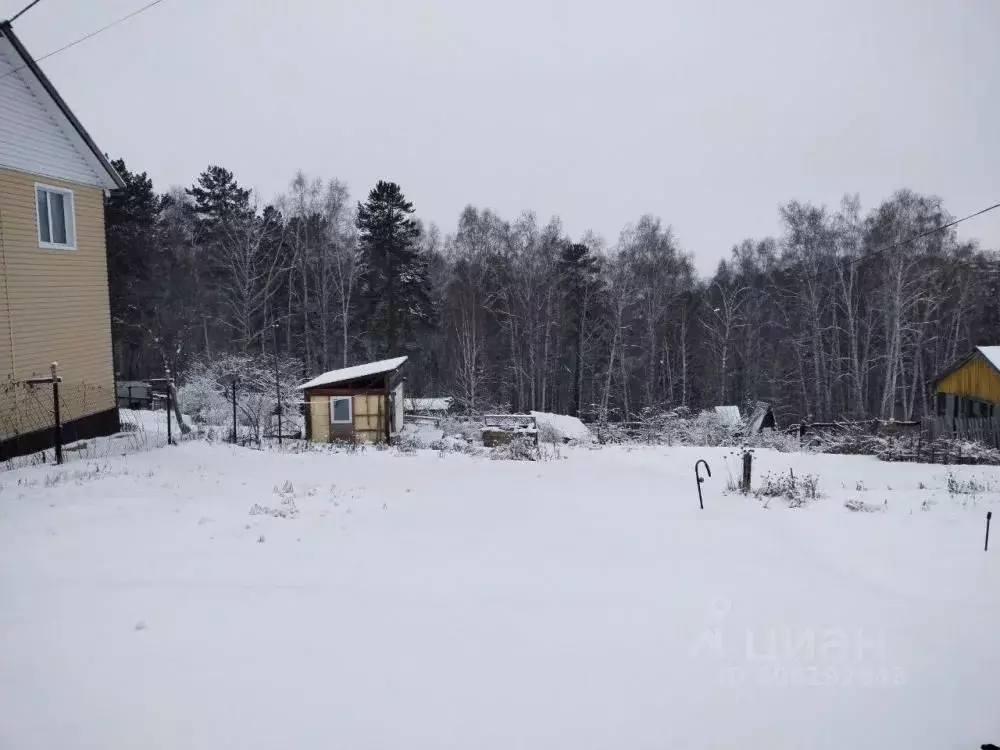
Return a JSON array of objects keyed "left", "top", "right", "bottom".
[
  {"left": 976, "top": 346, "right": 1000, "bottom": 373},
  {"left": 297, "top": 356, "right": 407, "bottom": 391}
]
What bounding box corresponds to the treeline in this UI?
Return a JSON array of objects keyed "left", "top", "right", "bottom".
[{"left": 105, "top": 159, "right": 1000, "bottom": 423}]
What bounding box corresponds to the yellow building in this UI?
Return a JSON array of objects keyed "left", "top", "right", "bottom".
[
  {"left": 299, "top": 357, "right": 407, "bottom": 444},
  {"left": 933, "top": 346, "right": 1000, "bottom": 420},
  {"left": 0, "top": 22, "right": 125, "bottom": 460}
]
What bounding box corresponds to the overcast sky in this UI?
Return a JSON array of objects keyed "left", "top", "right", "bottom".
[{"left": 4, "top": 0, "right": 998, "bottom": 274}]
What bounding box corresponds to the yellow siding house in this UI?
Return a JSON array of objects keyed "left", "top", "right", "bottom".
[
  {"left": 933, "top": 346, "right": 1000, "bottom": 420},
  {"left": 0, "top": 21, "right": 125, "bottom": 460}
]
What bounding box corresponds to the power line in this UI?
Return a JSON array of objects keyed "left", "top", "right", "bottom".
[
  {"left": 1, "top": 0, "right": 166, "bottom": 80},
  {"left": 782, "top": 200, "right": 1000, "bottom": 286},
  {"left": 8, "top": 0, "right": 44, "bottom": 23},
  {"left": 31, "top": 0, "right": 166, "bottom": 64},
  {"left": 875, "top": 201, "right": 1000, "bottom": 258}
]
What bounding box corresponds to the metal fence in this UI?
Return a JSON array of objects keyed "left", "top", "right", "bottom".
[
  {"left": 180, "top": 376, "right": 304, "bottom": 448},
  {"left": 0, "top": 365, "right": 176, "bottom": 470}
]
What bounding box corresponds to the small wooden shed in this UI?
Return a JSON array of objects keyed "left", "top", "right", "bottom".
[
  {"left": 934, "top": 346, "right": 1000, "bottom": 419},
  {"left": 298, "top": 356, "right": 406, "bottom": 444}
]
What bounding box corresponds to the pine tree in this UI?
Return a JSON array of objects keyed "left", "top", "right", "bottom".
[
  {"left": 186, "top": 165, "right": 251, "bottom": 243},
  {"left": 105, "top": 158, "right": 161, "bottom": 377},
  {"left": 356, "top": 181, "right": 432, "bottom": 355},
  {"left": 558, "top": 242, "right": 600, "bottom": 415}
]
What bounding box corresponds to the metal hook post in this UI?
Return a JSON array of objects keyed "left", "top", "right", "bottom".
[{"left": 695, "top": 459, "right": 711, "bottom": 510}]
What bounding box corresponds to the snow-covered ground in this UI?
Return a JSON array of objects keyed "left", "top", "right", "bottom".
[{"left": 1, "top": 443, "right": 999, "bottom": 749}]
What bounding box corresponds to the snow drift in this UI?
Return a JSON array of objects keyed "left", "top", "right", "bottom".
[{"left": 530, "top": 411, "right": 594, "bottom": 443}]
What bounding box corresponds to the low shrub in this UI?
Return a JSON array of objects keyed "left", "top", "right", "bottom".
[
  {"left": 754, "top": 470, "right": 821, "bottom": 508},
  {"left": 844, "top": 498, "right": 883, "bottom": 513},
  {"left": 490, "top": 436, "right": 541, "bottom": 461}
]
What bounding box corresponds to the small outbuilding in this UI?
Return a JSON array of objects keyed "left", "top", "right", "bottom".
[
  {"left": 747, "top": 401, "right": 776, "bottom": 433},
  {"left": 934, "top": 346, "right": 1000, "bottom": 419},
  {"left": 298, "top": 356, "right": 406, "bottom": 444},
  {"left": 404, "top": 397, "right": 453, "bottom": 415}
]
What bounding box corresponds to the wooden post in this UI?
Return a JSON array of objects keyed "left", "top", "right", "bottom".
[
  {"left": 741, "top": 450, "right": 752, "bottom": 494},
  {"left": 51, "top": 362, "right": 62, "bottom": 465}
]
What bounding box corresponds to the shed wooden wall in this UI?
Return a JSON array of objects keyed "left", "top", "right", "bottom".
[
  {"left": 305, "top": 388, "right": 390, "bottom": 444},
  {"left": 0, "top": 168, "right": 116, "bottom": 441},
  {"left": 936, "top": 354, "right": 1000, "bottom": 404}
]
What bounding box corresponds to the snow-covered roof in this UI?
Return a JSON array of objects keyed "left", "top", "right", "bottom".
[
  {"left": 297, "top": 356, "right": 408, "bottom": 391},
  {"left": 404, "top": 397, "right": 453, "bottom": 412},
  {"left": 713, "top": 405, "right": 742, "bottom": 425},
  {"left": 978, "top": 346, "right": 1000, "bottom": 373}
]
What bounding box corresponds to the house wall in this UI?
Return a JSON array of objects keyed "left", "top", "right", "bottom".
[
  {"left": 0, "top": 35, "right": 106, "bottom": 189},
  {"left": 936, "top": 354, "right": 1000, "bottom": 405},
  {"left": 0, "top": 168, "right": 116, "bottom": 443}
]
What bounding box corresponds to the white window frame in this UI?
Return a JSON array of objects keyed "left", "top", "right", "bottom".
[
  {"left": 35, "top": 183, "right": 77, "bottom": 250},
  {"left": 330, "top": 396, "right": 353, "bottom": 424}
]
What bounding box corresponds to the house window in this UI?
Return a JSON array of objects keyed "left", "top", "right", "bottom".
[
  {"left": 330, "top": 396, "right": 352, "bottom": 424},
  {"left": 36, "top": 184, "right": 76, "bottom": 249}
]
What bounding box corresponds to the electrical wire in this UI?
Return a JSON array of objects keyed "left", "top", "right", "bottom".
[
  {"left": 8, "top": 0, "right": 44, "bottom": 23},
  {"left": 1, "top": 0, "right": 166, "bottom": 80},
  {"left": 777, "top": 200, "right": 1000, "bottom": 285}
]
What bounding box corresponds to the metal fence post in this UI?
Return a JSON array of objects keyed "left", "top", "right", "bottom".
[
  {"left": 232, "top": 378, "right": 238, "bottom": 444},
  {"left": 165, "top": 367, "right": 173, "bottom": 446},
  {"left": 51, "top": 362, "right": 62, "bottom": 465},
  {"left": 273, "top": 325, "right": 282, "bottom": 446}
]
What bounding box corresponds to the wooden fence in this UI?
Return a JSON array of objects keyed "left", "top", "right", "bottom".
[{"left": 922, "top": 416, "right": 1000, "bottom": 449}]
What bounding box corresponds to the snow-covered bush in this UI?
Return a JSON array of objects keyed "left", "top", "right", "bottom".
[
  {"left": 178, "top": 353, "right": 303, "bottom": 444},
  {"left": 430, "top": 436, "right": 481, "bottom": 456},
  {"left": 438, "top": 416, "right": 488, "bottom": 444},
  {"left": 741, "top": 429, "right": 801, "bottom": 453},
  {"left": 394, "top": 433, "right": 420, "bottom": 454},
  {"left": 594, "top": 407, "right": 744, "bottom": 447},
  {"left": 944, "top": 470, "right": 991, "bottom": 496},
  {"left": 177, "top": 368, "right": 231, "bottom": 428},
  {"left": 754, "top": 470, "right": 821, "bottom": 508},
  {"left": 490, "top": 436, "right": 540, "bottom": 461}
]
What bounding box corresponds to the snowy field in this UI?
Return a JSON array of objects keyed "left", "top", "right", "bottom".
[{"left": 1, "top": 442, "right": 999, "bottom": 749}]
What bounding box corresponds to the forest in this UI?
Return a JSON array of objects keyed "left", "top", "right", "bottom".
[{"left": 105, "top": 159, "right": 1000, "bottom": 424}]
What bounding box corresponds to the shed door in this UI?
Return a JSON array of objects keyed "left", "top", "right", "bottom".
[
  {"left": 309, "top": 395, "right": 330, "bottom": 442},
  {"left": 353, "top": 394, "right": 385, "bottom": 443}
]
